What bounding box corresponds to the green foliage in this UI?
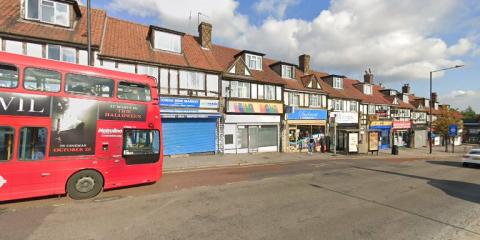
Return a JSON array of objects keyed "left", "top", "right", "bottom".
[
  {"left": 434, "top": 108, "right": 463, "bottom": 137},
  {"left": 461, "top": 106, "right": 477, "bottom": 120}
]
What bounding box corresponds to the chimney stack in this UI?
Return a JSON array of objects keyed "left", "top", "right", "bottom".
[
  {"left": 402, "top": 83, "right": 411, "bottom": 94},
  {"left": 198, "top": 22, "right": 212, "bottom": 49},
  {"left": 431, "top": 92, "right": 438, "bottom": 103},
  {"left": 363, "top": 68, "right": 373, "bottom": 84},
  {"left": 299, "top": 54, "right": 311, "bottom": 74}
]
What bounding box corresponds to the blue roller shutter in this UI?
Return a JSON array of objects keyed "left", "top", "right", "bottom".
[{"left": 162, "top": 118, "right": 217, "bottom": 155}]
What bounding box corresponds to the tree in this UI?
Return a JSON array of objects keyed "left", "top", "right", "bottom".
[
  {"left": 461, "top": 106, "right": 477, "bottom": 120},
  {"left": 433, "top": 108, "right": 463, "bottom": 152}
]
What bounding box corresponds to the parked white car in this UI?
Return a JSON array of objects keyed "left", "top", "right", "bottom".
[{"left": 462, "top": 149, "right": 480, "bottom": 167}]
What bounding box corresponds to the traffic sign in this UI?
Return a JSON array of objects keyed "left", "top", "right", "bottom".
[{"left": 448, "top": 124, "right": 458, "bottom": 137}]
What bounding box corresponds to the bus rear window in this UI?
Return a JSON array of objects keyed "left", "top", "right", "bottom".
[
  {"left": 66, "top": 74, "right": 114, "bottom": 98},
  {"left": 123, "top": 129, "right": 160, "bottom": 165},
  {"left": 0, "top": 64, "right": 18, "bottom": 88},
  {"left": 24, "top": 68, "right": 61, "bottom": 92},
  {"left": 0, "top": 127, "right": 14, "bottom": 161},
  {"left": 118, "top": 82, "right": 151, "bottom": 102}
]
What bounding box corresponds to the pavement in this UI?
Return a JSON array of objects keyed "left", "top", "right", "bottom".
[{"left": 163, "top": 144, "right": 477, "bottom": 172}]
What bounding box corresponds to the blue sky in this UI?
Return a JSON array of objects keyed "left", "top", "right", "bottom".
[{"left": 89, "top": 0, "right": 480, "bottom": 111}]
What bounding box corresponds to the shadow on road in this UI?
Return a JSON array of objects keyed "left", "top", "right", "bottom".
[
  {"left": 354, "top": 166, "right": 480, "bottom": 204},
  {"left": 427, "top": 160, "right": 480, "bottom": 169}
]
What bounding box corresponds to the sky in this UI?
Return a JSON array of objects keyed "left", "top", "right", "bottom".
[{"left": 87, "top": 0, "right": 480, "bottom": 112}]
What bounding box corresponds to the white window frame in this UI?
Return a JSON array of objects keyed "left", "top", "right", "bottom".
[
  {"left": 46, "top": 44, "right": 76, "bottom": 63},
  {"left": 245, "top": 54, "right": 262, "bottom": 70},
  {"left": 264, "top": 85, "right": 275, "bottom": 100},
  {"left": 25, "top": 0, "right": 70, "bottom": 27},
  {"left": 310, "top": 94, "right": 322, "bottom": 107},
  {"left": 153, "top": 30, "right": 182, "bottom": 53},
  {"left": 5, "top": 40, "right": 24, "bottom": 55},
  {"left": 364, "top": 84, "right": 372, "bottom": 95},
  {"left": 281, "top": 65, "right": 294, "bottom": 79},
  {"left": 349, "top": 101, "right": 358, "bottom": 112},
  {"left": 333, "top": 77, "right": 343, "bottom": 89}
]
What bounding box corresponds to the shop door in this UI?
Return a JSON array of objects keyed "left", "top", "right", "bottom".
[
  {"left": 380, "top": 129, "right": 390, "bottom": 149},
  {"left": 249, "top": 126, "right": 259, "bottom": 152},
  {"left": 162, "top": 118, "right": 217, "bottom": 155}
]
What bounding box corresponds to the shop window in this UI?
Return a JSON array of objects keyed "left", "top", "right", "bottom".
[
  {"left": 66, "top": 73, "right": 114, "bottom": 98},
  {"left": 24, "top": 67, "right": 61, "bottom": 92},
  {"left": 0, "top": 127, "right": 14, "bottom": 161},
  {"left": 259, "top": 125, "right": 277, "bottom": 147},
  {"left": 0, "top": 63, "right": 19, "bottom": 88},
  {"left": 18, "top": 127, "right": 47, "bottom": 160}
]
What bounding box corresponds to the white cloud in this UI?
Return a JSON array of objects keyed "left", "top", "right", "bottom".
[
  {"left": 108, "top": 0, "right": 478, "bottom": 81},
  {"left": 443, "top": 90, "right": 480, "bottom": 111},
  {"left": 253, "top": 0, "right": 299, "bottom": 19}
]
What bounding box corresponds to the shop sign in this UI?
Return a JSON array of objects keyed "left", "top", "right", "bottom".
[
  {"left": 227, "top": 101, "right": 283, "bottom": 114},
  {"left": 330, "top": 112, "right": 358, "bottom": 124},
  {"left": 375, "top": 109, "right": 389, "bottom": 117},
  {"left": 370, "top": 121, "right": 392, "bottom": 127},
  {"left": 368, "top": 115, "right": 379, "bottom": 121},
  {"left": 287, "top": 108, "right": 327, "bottom": 120},
  {"left": 392, "top": 121, "right": 412, "bottom": 129},
  {"left": 160, "top": 97, "right": 219, "bottom": 109}
]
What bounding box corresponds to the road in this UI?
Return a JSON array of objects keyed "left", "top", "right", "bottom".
[{"left": 2, "top": 157, "right": 480, "bottom": 240}]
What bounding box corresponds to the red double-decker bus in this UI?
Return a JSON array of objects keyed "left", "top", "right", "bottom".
[{"left": 0, "top": 52, "right": 163, "bottom": 201}]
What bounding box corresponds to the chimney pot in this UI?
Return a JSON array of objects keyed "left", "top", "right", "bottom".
[
  {"left": 402, "top": 83, "right": 411, "bottom": 94},
  {"left": 198, "top": 22, "right": 212, "bottom": 49},
  {"left": 299, "top": 54, "right": 311, "bottom": 74},
  {"left": 363, "top": 70, "right": 374, "bottom": 84},
  {"left": 431, "top": 92, "right": 438, "bottom": 103}
]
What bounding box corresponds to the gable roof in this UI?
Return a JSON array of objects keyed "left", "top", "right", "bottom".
[
  {"left": 211, "top": 44, "right": 286, "bottom": 85},
  {"left": 99, "top": 17, "right": 222, "bottom": 72},
  {"left": 0, "top": 0, "right": 106, "bottom": 47}
]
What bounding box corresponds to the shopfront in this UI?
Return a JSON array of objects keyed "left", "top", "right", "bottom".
[
  {"left": 224, "top": 100, "right": 283, "bottom": 154},
  {"left": 330, "top": 112, "right": 359, "bottom": 153},
  {"left": 160, "top": 97, "right": 220, "bottom": 155},
  {"left": 392, "top": 120, "right": 412, "bottom": 147},
  {"left": 370, "top": 120, "right": 392, "bottom": 149},
  {"left": 412, "top": 124, "right": 427, "bottom": 148},
  {"left": 286, "top": 108, "right": 327, "bottom": 152}
]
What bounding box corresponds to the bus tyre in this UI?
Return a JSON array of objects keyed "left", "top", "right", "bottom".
[{"left": 67, "top": 170, "right": 104, "bottom": 200}]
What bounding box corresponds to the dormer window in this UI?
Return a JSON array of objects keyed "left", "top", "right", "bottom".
[
  {"left": 25, "top": 0, "right": 70, "bottom": 27},
  {"left": 153, "top": 30, "right": 182, "bottom": 53},
  {"left": 281, "top": 65, "right": 294, "bottom": 79},
  {"left": 333, "top": 77, "right": 343, "bottom": 89},
  {"left": 364, "top": 84, "right": 372, "bottom": 95},
  {"left": 245, "top": 54, "right": 262, "bottom": 70},
  {"left": 402, "top": 94, "right": 409, "bottom": 103}
]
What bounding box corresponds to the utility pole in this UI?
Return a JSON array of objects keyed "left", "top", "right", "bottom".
[{"left": 87, "top": 0, "right": 92, "bottom": 66}]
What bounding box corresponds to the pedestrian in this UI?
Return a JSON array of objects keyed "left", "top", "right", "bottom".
[{"left": 308, "top": 137, "right": 315, "bottom": 155}]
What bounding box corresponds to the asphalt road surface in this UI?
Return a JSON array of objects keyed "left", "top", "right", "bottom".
[{"left": 2, "top": 157, "right": 480, "bottom": 240}]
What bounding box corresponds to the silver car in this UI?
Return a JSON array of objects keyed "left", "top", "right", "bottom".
[{"left": 462, "top": 149, "right": 480, "bottom": 167}]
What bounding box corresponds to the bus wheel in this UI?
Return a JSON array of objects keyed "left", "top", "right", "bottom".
[{"left": 67, "top": 170, "right": 104, "bottom": 200}]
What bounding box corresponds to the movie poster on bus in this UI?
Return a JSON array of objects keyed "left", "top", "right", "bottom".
[
  {"left": 49, "top": 97, "right": 98, "bottom": 156},
  {"left": 98, "top": 102, "right": 147, "bottom": 122}
]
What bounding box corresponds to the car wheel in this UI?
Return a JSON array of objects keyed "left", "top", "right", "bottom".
[
  {"left": 462, "top": 162, "right": 469, "bottom": 167},
  {"left": 66, "top": 170, "right": 104, "bottom": 200}
]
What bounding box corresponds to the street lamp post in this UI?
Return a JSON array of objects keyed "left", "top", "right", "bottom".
[{"left": 429, "top": 65, "right": 464, "bottom": 154}]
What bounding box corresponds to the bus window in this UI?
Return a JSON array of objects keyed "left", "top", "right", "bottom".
[
  {"left": 117, "top": 82, "right": 151, "bottom": 102},
  {"left": 66, "top": 74, "right": 114, "bottom": 98},
  {"left": 24, "top": 68, "right": 61, "bottom": 92},
  {"left": 123, "top": 129, "right": 160, "bottom": 165},
  {"left": 18, "top": 127, "right": 48, "bottom": 161},
  {"left": 0, "top": 64, "right": 18, "bottom": 88},
  {"left": 0, "top": 127, "right": 14, "bottom": 161}
]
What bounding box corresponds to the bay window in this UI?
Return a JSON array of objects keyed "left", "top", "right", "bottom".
[{"left": 26, "top": 0, "right": 70, "bottom": 27}]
